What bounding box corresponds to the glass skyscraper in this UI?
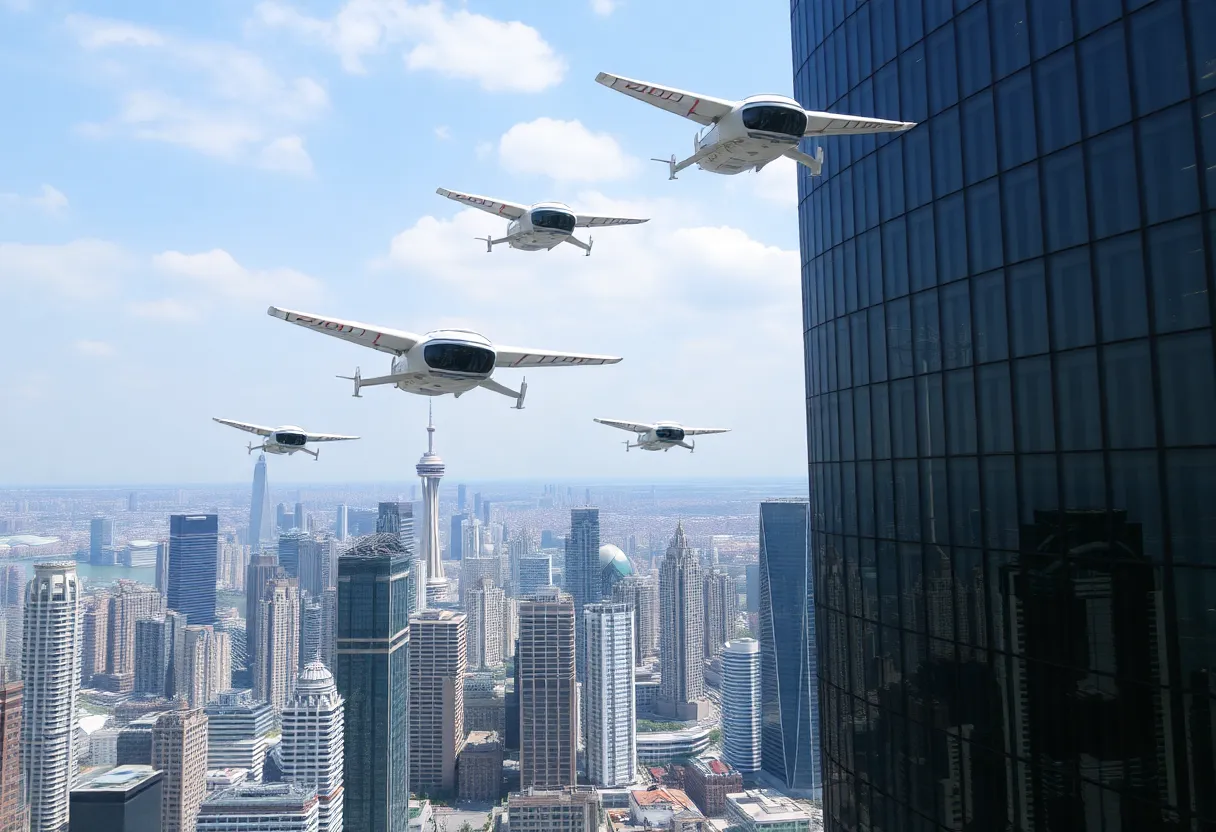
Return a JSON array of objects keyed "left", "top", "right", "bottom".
[
  {"left": 794, "top": 1, "right": 1216, "bottom": 829},
  {"left": 167, "top": 514, "right": 217, "bottom": 627},
  {"left": 565, "top": 507, "right": 602, "bottom": 683},
  {"left": 758, "top": 500, "right": 821, "bottom": 799}
]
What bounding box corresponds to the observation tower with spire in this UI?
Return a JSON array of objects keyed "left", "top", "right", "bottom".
[{"left": 417, "top": 404, "right": 449, "bottom": 604}]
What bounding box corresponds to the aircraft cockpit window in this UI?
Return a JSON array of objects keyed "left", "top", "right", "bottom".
[
  {"left": 742, "top": 105, "right": 808, "bottom": 137},
  {"left": 656, "top": 427, "right": 685, "bottom": 441},
  {"left": 531, "top": 210, "right": 576, "bottom": 234},
  {"left": 424, "top": 343, "right": 496, "bottom": 375},
  {"left": 276, "top": 433, "right": 307, "bottom": 446}
]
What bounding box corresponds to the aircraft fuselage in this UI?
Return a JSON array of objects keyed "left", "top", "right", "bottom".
[
  {"left": 505, "top": 203, "right": 578, "bottom": 251},
  {"left": 386, "top": 331, "right": 497, "bottom": 397},
  {"left": 692, "top": 96, "right": 808, "bottom": 175},
  {"left": 634, "top": 423, "right": 690, "bottom": 451}
]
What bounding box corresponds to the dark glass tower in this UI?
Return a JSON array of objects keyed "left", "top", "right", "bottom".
[
  {"left": 166, "top": 514, "right": 217, "bottom": 626},
  {"left": 794, "top": 1, "right": 1216, "bottom": 829},
  {"left": 336, "top": 533, "right": 411, "bottom": 832},
  {"left": 758, "top": 500, "right": 820, "bottom": 798},
  {"left": 378, "top": 501, "right": 419, "bottom": 613},
  {"left": 565, "top": 507, "right": 601, "bottom": 683}
]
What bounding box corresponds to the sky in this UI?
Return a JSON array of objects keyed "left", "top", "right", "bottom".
[{"left": 0, "top": 0, "right": 808, "bottom": 486}]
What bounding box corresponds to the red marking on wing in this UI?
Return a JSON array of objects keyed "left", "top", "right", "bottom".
[{"left": 686, "top": 99, "right": 700, "bottom": 117}]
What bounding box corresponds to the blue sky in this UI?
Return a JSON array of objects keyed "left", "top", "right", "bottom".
[{"left": 0, "top": 0, "right": 807, "bottom": 485}]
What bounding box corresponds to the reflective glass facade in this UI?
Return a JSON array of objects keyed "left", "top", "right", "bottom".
[
  {"left": 793, "top": 0, "right": 1216, "bottom": 829},
  {"left": 166, "top": 514, "right": 217, "bottom": 627}
]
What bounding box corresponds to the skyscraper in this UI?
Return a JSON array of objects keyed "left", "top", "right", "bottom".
[
  {"left": 517, "top": 554, "right": 553, "bottom": 598},
  {"left": 417, "top": 404, "right": 449, "bottom": 605},
  {"left": 0, "top": 677, "right": 23, "bottom": 832},
  {"left": 448, "top": 513, "right": 468, "bottom": 561},
  {"left": 69, "top": 765, "right": 162, "bottom": 832},
  {"left": 255, "top": 578, "right": 300, "bottom": 713},
  {"left": 464, "top": 577, "right": 504, "bottom": 670},
  {"left": 167, "top": 514, "right": 218, "bottom": 627},
  {"left": 80, "top": 591, "right": 111, "bottom": 688},
  {"left": 21, "top": 562, "right": 80, "bottom": 832},
  {"left": 90, "top": 517, "right": 114, "bottom": 564},
  {"left": 721, "top": 638, "right": 761, "bottom": 774},
  {"left": 336, "top": 534, "right": 410, "bottom": 832},
  {"left": 408, "top": 609, "right": 466, "bottom": 796},
  {"left": 564, "top": 508, "right": 601, "bottom": 683},
  {"left": 178, "top": 625, "right": 231, "bottom": 708},
  {"left": 134, "top": 618, "right": 172, "bottom": 697},
  {"left": 278, "top": 530, "right": 308, "bottom": 581},
  {"left": 281, "top": 661, "right": 344, "bottom": 832},
  {"left": 99, "top": 581, "right": 165, "bottom": 693},
  {"left": 152, "top": 708, "right": 208, "bottom": 832},
  {"left": 205, "top": 689, "right": 275, "bottom": 779},
  {"left": 702, "top": 569, "right": 737, "bottom": 658},
  {"left": 583, "top": 602, "right": 635, "bottom": 788},
  {"left": 658, "top": 523, "right": 706, "bottom": 720},
  {"left": 196, "top": 783, "right": 319, "bottom": 831},
  {"left": 377, "top": 502, "right": 419, "bottom": 614},
  {"left": 245, "top": 553, "right": 280, "bottom": 683},
  {"left": 757, "top": 500, "right": 818, "bottom": 798},
  {"left": 518, "top": 587, "right": 576, "bottom": 789},
  {"left": 249, "top": 453, "right": 273, "bottom": 551},
  {"left": 611, "top": 574, "right": 659, "bottom": 663},
  {"left": 335, "top": 505, "right": 348, "bottom": 541}
]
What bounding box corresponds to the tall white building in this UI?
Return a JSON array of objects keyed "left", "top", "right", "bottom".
[
  {"left": 179, "top": 625, "right": 231, "bottom": 708},
  {"left": 464, "top": 577, "right": 504, "bottom": 670},
  {"left": 721, "top": 638, "right": 762, "bottom": 773},
  {"left": 658, "top": 523, "right": 706, "bottom": 720},
  {"left": 417, "top": 405, "right": 448, "bottom": 605},
  {"left": 280, "top": 662, "right": 344, "bottom": 832},
  {"left": 21, "top": 562, "right": 80, "bottom": 832},
  {"left": 584, "top": 602, "right": 636, "bottom": 787},
  {"left": 255, "top": 578, "right": 300, "bottom": 713},
  {"left": 197, "top": 783, "right": 320, "bottom": 832}
]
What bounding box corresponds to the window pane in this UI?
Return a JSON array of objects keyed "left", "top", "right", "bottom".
[
  {"left": 990, "top": 0, "right": 1030, "bottom": 79},
  {"left": 1049, "top": 247, "right": 1095, "bottom": 350},
  {"left": 926, "top": 0, "right": 952, "bottom": 31},
  {"left": 1192, "top": 0, "right": 1216, "bottom": 93},
  {"left": 879, "top": 142, "right": 905, "bottom": 223},
  {"left": 883, "top": 217, "right": 909, "bottom": 300},
  {"left": 864, "top": 228, "right": 884, "bottom": 305},
  {"left": 1158, "top": 331, "right": 1216, "bottom": 446},
  {"left": 1149, "top": 217, "right": 1210, "bottom": 335},
  {"left": 967, "top": 180, "right": 1003, "bottom": 274},
  {"left": 898, "top": 0, "right": 924, "bottom": 50},
  {"left": 908, "top": 206, "right": 937, "bottom": 293},
  {"left": 913, "top": 288, "right": 942, "bottom": 373},
  {"left": 932, "top": 107, "right": 964, "bottom": 196},
  {"left": 872, "top": 0, "right": 898, "bottom": 69},
  {"left": 1015, "top": 356, "right": 1055, "bottom": 452},
  {"left": 1020, "top": 453, "right": 1058, "bottom": 523},
  {"left": 1204, "top": 91, "right": 1216, "bottom": 199},
  {"left": 1167, "top": 450, "right": 1216, "bottom": 565},
  {"left": 1042, "top": 147, "right": 1089, "bottom": 252},
  {"left": 935, "top": 191, "right": 968, "bottom": 283},
  {"left": 1055, "top": 349, "right": 1102, "bottom": 451},
  {"left": 962, "top": 91, "right": 997, "bottom": 185},
  {"left": 1029, "top": 0, "right": 1072, "bottom": 58},
  {"left": 1079, "top": 23, "right": 1131, "bottom": 137},
  {"left": 1109, "top": 451, "right": 1163, "bottom": 557},
  {"left": 1077, "top": 0, "right": 1122, "bottom": 37},
  {"left": 903, "top": 127, "right": 932, "bottom": 210},
  {"left": 852, "top": 311, "right": 871, "bottom": 387},
  {"left": 950, "top": 457, "right": 981, "bottom": 544},
  {"left": 957, "top": 5, "right": 991, "bottom": 98},
  {"left": 1131, "top": 0, "right": 1190, "bottom": 115},
  {"left": 870, "top": 303, "right": 889, "bottom": 383},
  {"left": 872, "top": 383, "right": 892, "bottom": 459},
  {"left": 1095, "top": 234, "right": 1149, "bottom": 342},
  {"left": 919, "top": 373, "right": 946, "bottom": 458},
  {"left": 1035, "top": 47, "right": 1081, "bottom": 154},
  {"left": 973, "top": 270, "right": 1010, "bottom": 363},
  {"left": 945, "top": 368, "right": 978, "bottom": 454},
  {"left": 941, "top": 281, "right": 973, "bottom": 368},
  {"left": 996, "top": 70, "right": 1037, "bottom": 170},
  {"left": 891, "top": 378, "right": 917, "bottom": 458},
  {"left": 979, "top": 363, "right": 1014, "bottom": 453},
  {"left": 1087, "top": 127, "right": 1140, "bottom": 239},
  {"left": 1140, "top": 105, "right": 1201, "bottom": 225},
  {"left": 1002, "top": 164, "right": 1043, "bottom": 263},
  {"left": 1103, "top": 341, "right": 1156, "bottom": 449},
  {"left": 1062, "top": 452, "right": 1106, "bottom": 512},
  {"left": 983, "top": 456, "right": 1018, "bottom": 549},
  {"left": 1009, "top": 260, "right": 1050, "bottom": 357},
  {"left": 927, "top": 24, "right": 958, "bottom": 115},
  {"left": 900, "top": 44, "right": 929, "bottom": 125},
  {"left": 855, "top": 385, "right": 873, "bottom": 459},
  {"left": 887, "top": 296, "right": 914, "bottom": 378}
]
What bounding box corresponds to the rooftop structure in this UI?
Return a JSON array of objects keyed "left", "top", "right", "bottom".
[{"left": 724, "top": 789, "right": 819, "bottom": 831}]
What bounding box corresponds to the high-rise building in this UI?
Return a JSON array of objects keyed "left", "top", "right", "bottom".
[
  {"left": 721, "top": 638, "right": 761, "bottom": 775},
  {"left": 301, "top": 591, "right": 323, "bottom": 666},
  {"left": 518, "top": 588, "right": 576, "bottom": 789},
  {"left": 408, "top": 609, "right": 466, "bottom": 796},
  {"left": 152, "top": 708, "right": 208, "bottom": 832},
  {"left": 0, "top": 677, "right": 22, "bottom": 832},
  {"left": 255, "top": 578, "right": 300, "bottom": 713},
  {"left": 295, "top": 501, "right": 307, "bottom": 532},
  {"left": 448, "top": 513, "right": 468, "bottom": 561},
  {"left": 168, "top": 514, "right": 218, "bottom": 627},
  {"left": 69, "top": 765, "right": 163, "bottom": 832},
  {"left": 281, "top": 662, "right": 344, "bottom": 832},
  {"left": 80, "top": 591, "right": 111, "bottom": 687},
  {"left": 319, "top": 588, "right": 338, "bottom": 669},
  {"left": 245, "top": 553, "right": 280, "bottom": 681},
  {"left": 205, "top": 690, "right": 274, "bottom": 780},
  {"left": 335, "top": 534, "right": 410, "bottom": 832},
  {"left": 611, "top": 574, "right": 659, "bottom": 663},
  {"left": 464, "top": 577, "right": 504, "bottom": 670},
  {"left": 757, "top": 500, "right": 818, "bottom": 798},
  {"left": 249, "top": 454, "right": 273, "bottom": 551},
  {"left": 99, "top": 581, "right": 165, "bottom": 693},
  {"left": 377, "top": 502, "right": 418, "bottom": 615},
  {"left": 334, "top": 505, "right": 347, "bottom": 541},
  {"left": 702, "top": 570, "right": 737, "bottom": 659},
  {"left": 744, "top": 564, "right": 760, "bottom": 614},
  {"left": 154, "top": 542, "right": 169, "bottom": 595},
  {"left": 278, "top": 530, "right": 308, "bottom": 582},
  {"left": 507, "top": 786, "right": 601, "bottom": 832},
  {"left": 178, "top": 625, "right": 231, "bottom": 708},
  {"left": 658, "top": 523, "right": 705, "bottom": 720},
  {"left": 134, "top": 616, "right": 177, "bottom": 698},
  {"left": 583, "top": 602, "right": 635, "bottom": 788},
  {"left": 417, "top": 405, "right": 448, "bottom": 605},
  {"left": 90, "top": 517, "right": 114, "bottom": 564},
  {"left": 298, "top": 538, "right": 331, "bottom": 598},
  {"left": 517, "top": 554, "right": 553, "bottom": 598},
  {"left": 563, "top": 508, "right": 601, "bottom": 684},
  {"left": 196, "top": 783, "right": 319, "bottom": 832},
  {"left": 22, "top": 562, "right": 80, "bottom": 832}
]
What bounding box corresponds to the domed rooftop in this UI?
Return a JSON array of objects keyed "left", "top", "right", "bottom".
[
  {"left": 295, "top": 661, "right": 336, "bottom": 695},
  {"left": 599, "top": 544, "right": 634, "bottom": 578}
]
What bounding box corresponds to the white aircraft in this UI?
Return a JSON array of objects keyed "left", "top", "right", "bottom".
[
  {"left": 268, "top": 307, "right": 622, "bottom": 409},
  {"left": 594, "top": 418, "right": 730, "bottom": 453},
  {"left": 212, "top": 418, "right": 358, "bottom": 461},
  {"left": 435, "top": 188, "right": 648, "bottom": 256},
  {"left": 595, "top": 72, "right": 916, "bottom": 180}
]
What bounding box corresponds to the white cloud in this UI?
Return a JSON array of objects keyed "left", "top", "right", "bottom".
[
  {"left": 74, "top": 340, "right": 117, "bottom": 358},
  {"left": 0, "top": 184, "right": 69, "bottom": 214},
  {"left": 591, "top": 0, "right": 618, "bottom": 15},
  {"left": 153, "top": 249, "right": 324, "bottom": 307},
  {"left": 742, "top": 156, "right": 799, "bottom": 207},
  {"left": 68, "top": 14, "right": 327, "bottom": 172},
  {"left": 0, "top": 239, "right": 130, "bottom": 299},
  {"left": 498, "top": 118, "right": 637, "bottom": 183},
  {"left": 433, "top": 125, "right": 450, "bottom": 140},
  {"left": 252, "top": 0, "right": 565, "bottom": 92}
]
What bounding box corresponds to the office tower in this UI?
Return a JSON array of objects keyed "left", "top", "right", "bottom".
[
  {"left": 298, "top": 537, "right": 332, "bottom": 598},
  {"left": 455, "top": 483, "right": 466, "bottom": 513},
  {"left": 473, "top": 493, "right": 482, "bottom": 517},
  {"left": 0, "top": 677, "right": 21, "bottom": 832},
  {"left": 458, "top": 731, "right": 501, "bottom": 803},
  {"left": 214, "top": 613, "right": 247, "bottom": 688},
  {"left": 179, "top": 625, "right": 231, "bottom": 708},
  {"left": 744, "top": 563, "right": 760, "bottom": 614},
  {"left": 128, "top": 492, "right": 139, "bottom": 512},
  {"left": 517, "top": 555, "right": 553, "bottom": 598},
  {"left": 377, "top": 502, "right": 419, "bottom": 614},
  {"left": 276, "top": 503, "right": 290, "bottom": 533},
  {"left": 702, "top": 570, "right": 737, "bottom": 659},
  {"left": 721, "top": 638, "right": 761, "bottom": 774},
  {"left": 161, "top": 610, "right": 187, "bottom": 699},
  {"left": 301, "top": 592, "right": 323, "bottom": 666},
  {"left": 205, "top": 689, "right": 274, "bottom": 779},
  {"left": 249, "top": 453, "right": 273, "bottom": 551},
  {"left": 0, "top": 567, "right": 21, "bottom": 679},
  {"left": 464, "top": 577, "right": 504, "bottom": 670},
  {"left": 447, "top": 513, "right": 466, "bottom": 561},
  {"left": 417, "top": 406, "right": 449, "bottom": 605},
  {"left": 255, "top": 577, "right": 300, "bottom": 713},
  {"left": 197, "top": 783, "right": 319, "bottom": 831},
  {"left": 69, "top": 765, "right": 163, "bottom": 832},
  {"left": 336, "top": 534, "right": 410, "bottom": 832},
  {"left": 480, "top": 499, "right": 492, "bottom": 525},
  {"left": 518, "top": 588, "right": 576, "bottom": 788},
  {"left": 564, "top": 508, "right": 601, "bottom": 683},
  {"left": 507, "top": 786, "right": 601, "bottom": 831},
  {"left": 153, "top": 708, "right": 207, "bottom": 832},
  {"left": 22, "top": 562, "right": 80, "bottom": 832},
  {"left": 168, "top": 514, "right": 218, "bottom": 627},
  {"left": 245, "top": 553, "right": 280, "bottom": 679},
  {"left": 611, "top": 574, "right": 659, "bottom": 663},
  {"left": 278, "top": 530, "right": 308, "bottom": 581},
  {"left": 281, "top": 662, "right": 344, "bottom": 832},
  {"left": 658, "top": 523, "right": 706, "bottom": 720},
  {"left": 319, "top": 588, "right": 337, "bottom": 668},
  {"left": 756, "top": 500, "right": 817, "bottom": 797},
  {"left": 583, "top": 602, "right": 635, "bottom": 787},
  {"left": 408, "top": 609, "right": 466, "bottom": 796},
  {"left": 80, "top": 591, "right": 111, "bottom": 687},
  {"left": 154, "top": 542, "right": 169, "bottom": 594},
  {"left": 124, "top": 539, "right": 158, "bottom": 568},
  {"left": 506, "top": 529, "right": 536, "bottom": 595},
  {"left": 334, "top": 505, "right": 347, "bottom": 541},
  {"left": 134, "top": 618, "right": 172, "bottom": 696},
  {"left": 100, "top": 581, "right": 166, "bottom": 693},
  {"left": 294, "top": 501, "right": 306, "bottom": 530},
  {"left": 90, "top": 517, "right": 114, "bottom": 563}
]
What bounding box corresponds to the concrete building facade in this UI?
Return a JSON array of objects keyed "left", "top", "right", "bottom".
[
  {"left": 518, "top": 589, "right": 576, "bottom": 789},
  {"left": 408, "top": 609, "right": 466, "bottom": 797},
  {"left": 583, "top": 602, "right": 636, "bottom": 788}
]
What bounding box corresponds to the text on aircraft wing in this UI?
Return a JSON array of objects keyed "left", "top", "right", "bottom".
[
  {"left": 213, "top": 418, "right": 275, "bottom": 437},
  {"left": 267, "top": 307, "right": 421, "bottom": 356},
  {"left": 803, "top": 111, "right": 917, "bottom": 136},
  {"left": 594, "top": 72, "right": 735, "bottom": 127},
  {"left": 594, "top": 418, "right": 655, "bottom": 434},
  {"left": 494, "top": 346, "right": 623, "bottom": 368},
  {"left": 306, "top": 432, "right": 360, "bottom": 443},
  {"left": 435, "top": 188, "right": 527, "bottom": 220},
  {"left": 574, "top": 214, "right": 650, "bottom": 228},
  {"left": 683, "top": 427, "right": 732, "bottom": 436}
]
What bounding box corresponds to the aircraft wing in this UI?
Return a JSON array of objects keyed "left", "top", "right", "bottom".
[
  {"left": 267, "top": 307, "right": 421, "bottom": 356},
  {"left": 803, "top": 110, "right": 917, "bottom": 136},
  {"left": 494, "top": 346, "right": 623, "bottom": 368},
  {"left": 595, "top": 72, "right": 735, "bottom": 127},
  {"left": 436, "top": 188, "right": 527, "bottom": 220},
  {"left": 574, "top": 214, "right": 649, "bottom": 228},
  {"left": 594, "top": 418, "right": 654, "bottom": 434},
  {"left": 305, "top": 432, "right": 360, "bottom": 443},
  {"left": 213, "top": 418, "right": 274, "bottom": 437},
  {"left": 684, "top": 427, "right": 732, "bottom": 436}
]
